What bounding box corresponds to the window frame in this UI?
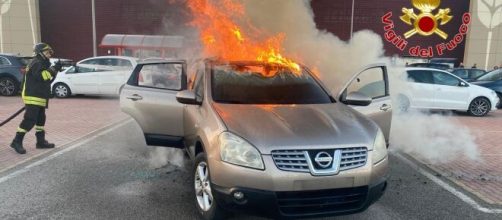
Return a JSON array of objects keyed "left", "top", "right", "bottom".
[{"left": 432, "top": 71, "right": 461, "bottom": 87}]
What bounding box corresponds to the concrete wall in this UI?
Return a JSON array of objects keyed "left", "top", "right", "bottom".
[
  {"left": 0, "top": 0, "right": 40, "bottom": 56},
  {"left": 464, "top": 0, "right": 502, "bottom": 70}
]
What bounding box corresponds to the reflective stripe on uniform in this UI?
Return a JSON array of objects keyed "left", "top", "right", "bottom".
[
  {"left": 23, "top": 96, "right": 47, "bottom": 107},
  {"left": 35, "top": 126, "right": 44, "bottom": 131},
  {"left": 41, "top": 70, "right": 53, "bottom": 81},
  {"left": 17, "top": 127, "right": 27, "bottom": 133}
]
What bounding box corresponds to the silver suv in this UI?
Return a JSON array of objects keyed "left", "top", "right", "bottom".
[{"left": 120, "top": 59, "right": 392, "bottom": 219}]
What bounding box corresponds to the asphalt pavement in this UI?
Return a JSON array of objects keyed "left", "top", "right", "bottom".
[{"left": 0, "top": 120, "right": 501, "bottom": 220}]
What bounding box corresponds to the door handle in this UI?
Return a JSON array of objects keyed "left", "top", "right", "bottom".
[
  {"left": 126, "top": 94, "right": 143, "bottom": 101},
  {"left": 380, "top": 104, "right": 391, "bottom": 111}
]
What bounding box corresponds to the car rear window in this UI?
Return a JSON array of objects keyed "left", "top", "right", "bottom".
[
  {"left": 407, "top": 70, "right": 433, "bottom": 84},
  {"left": 476, "top": 69, "right": 502, "bottom": 81},
  {"left": 211, "top": 64, "right": 332, "bottom": 104}
]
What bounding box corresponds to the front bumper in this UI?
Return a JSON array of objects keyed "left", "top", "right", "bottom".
[{"left": 211, "top": 177, "right": 387, "bottom": 219}]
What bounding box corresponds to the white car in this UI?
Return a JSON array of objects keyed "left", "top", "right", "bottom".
[
  {"left": 51, "top": 56, "right": 138, "bottom": 98},
  {"left": 399, "top": 67, "right": 500, "bottom": 116}
]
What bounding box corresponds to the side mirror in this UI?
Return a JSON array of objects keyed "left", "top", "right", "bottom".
[
  {"left": 344, "top": 91, "right": 372, "bottom": 106},
  {"left": 176, "top": 90, "right": 201, "bottom": 105},
  {"left": 459, "top": 81, "right": 469, "bottom": 87}
]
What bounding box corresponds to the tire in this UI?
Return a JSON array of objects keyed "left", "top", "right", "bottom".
[
  {"left": 468, "top": 97, "right": 491, "bottom": 117},
  {"left": 0, "top": 76, "right": 19, "bottom": 96},
  {"left": 497, "top": 93, "right": 502, "bottom": 109},
  {"left": 52, "top": 83, "right": 71, "bottom": 98},
  {"left": 193, "top": 153, "right": 227, "bottom": 220}
]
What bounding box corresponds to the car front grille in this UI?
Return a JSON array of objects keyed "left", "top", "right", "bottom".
[
  {"left": 271, "top": 150, "right": 310, "bottom": 172},
  {"left": 276, "top": 186, "right": 368, "bottom": 216},
  {"left": 271, "top": 147, "right": 367, "bottom": 174},
  {"left": 339, "top": 147, "right": 367, "bottom": 171}
]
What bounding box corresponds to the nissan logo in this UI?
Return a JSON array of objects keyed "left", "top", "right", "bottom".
[{"left": 314, "top": 152, "right": 333, "bottom": 168}]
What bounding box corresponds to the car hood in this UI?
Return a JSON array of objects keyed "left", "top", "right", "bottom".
[{"left": 212, "top": 103, "right": 378, "bottom": 154}]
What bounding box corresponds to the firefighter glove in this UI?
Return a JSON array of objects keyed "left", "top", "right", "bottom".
[{"left": 53, "top": 61, "right": 63, "bottom": 72}]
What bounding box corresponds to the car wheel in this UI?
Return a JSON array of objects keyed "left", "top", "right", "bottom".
[
  {"left": 193, "top": 153, "right": 227, "bottom": 220},
  {"left": 468, "top": 97, "right": 491, "bottom": 117},
  {"left": 397, "top": 94, "right": 410, "bottom": 113},
  {"left": 0, "top": 77, "right": 19, "bottom": 96},
  {"left": 53, "top": 83, "right": 71, "bottom": 98},
  {"left": 497, "top": 93, "right": 502, "bottom": 109}
]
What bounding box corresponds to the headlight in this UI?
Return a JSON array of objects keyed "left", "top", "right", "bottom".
[
  {"left": 219, "top": 132, "right": 264, "bottom": 170},
  {"left": 372, "top": 129, "right": 387, "bottom": 164}
]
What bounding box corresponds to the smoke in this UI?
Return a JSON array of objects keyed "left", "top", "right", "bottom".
[
  {"left": 148, "top": 147, "right": 187, "bottom": 169},
  {"left": 387, "top": 62, "right": 481, "bottom": 163},
  {"left": 238, "top": 0, "right": 480, "bottom": 164},
  {"left": 389, "top": 110, "right": 480, "bottom": 163},
  {"left": 154, "top": 0, "right": 481, "bottom": 164}
]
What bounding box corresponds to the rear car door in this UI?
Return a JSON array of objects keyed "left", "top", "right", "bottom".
[
  {"left": 339, "top": 64, "right": 392, "bottom": 141},
  {"left": 431, "top": 70, "right": 470, "bottom": 110},
  {"left": 120, "top": 61, "right": 187, "bottom": 148},
  {"left": 406, "top": 70, "right": 435, "bottom": 108},
  {"left": 67, "top": 65, "right": 100, "bottom": 94}
]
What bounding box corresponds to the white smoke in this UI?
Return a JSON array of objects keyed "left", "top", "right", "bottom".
[
  {"left": 387, "top": 62, "right": 480, "bottom": 163},
  {"left": 148, "top": 147, "right": 186, "bottom": 169},
  {"left": 150, "top": 0, "right": 481, "bottom": 165},
  {"left": 239, "top": 0, "right": 480, "bottom": 164}
]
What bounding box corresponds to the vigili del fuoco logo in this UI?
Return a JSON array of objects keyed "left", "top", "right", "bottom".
[{"left": 381, "top": 0, "right": 471, "bottom": 58}]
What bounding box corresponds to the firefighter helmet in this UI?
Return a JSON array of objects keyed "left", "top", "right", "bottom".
[{"left": 34, "top": 43, "right": 54, "bottom": 55}]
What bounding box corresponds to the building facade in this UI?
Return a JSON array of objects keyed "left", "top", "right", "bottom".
[
  {"left": 0, "top": 0, "right": 40, "bottom": 56},
  {"left": 2, "top": 0, "right": 501, "bottom": 70}
]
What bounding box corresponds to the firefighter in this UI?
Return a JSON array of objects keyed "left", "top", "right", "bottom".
[{"left": 10, "top": 43, "right": 62, "bottom": 154}]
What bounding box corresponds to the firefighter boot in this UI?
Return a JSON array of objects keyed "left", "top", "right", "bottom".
[
  {"left": 10, "top": 132, "right": 27, "bottom": 154},
  {"left": 35, "top": 131, "right": 55, "bottom": 149}
]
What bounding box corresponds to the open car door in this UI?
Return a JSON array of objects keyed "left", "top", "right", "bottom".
[
  {"left": 339, "top": 64, "right": 392, "bottom": 141},
  {"left": 120, "top": 60, "right": 187, "bottom": 148}
]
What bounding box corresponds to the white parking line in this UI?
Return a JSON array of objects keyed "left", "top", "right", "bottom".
[
  {"left": 395, "top": 152, "right": 502, "bottom": 214},
  {"left": 0, "top": 119, "right": 131, "bottom": 184}
]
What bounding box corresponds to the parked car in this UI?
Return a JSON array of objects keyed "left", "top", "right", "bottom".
[
  {"left": 407, "top": 62, "right": 451, "bottom": 70},
  {"left": 399, "top": 67, "right": 500, "bottom": 116},
  {"left": 51, "top": 64, "right": 129, "bottom": 98},
  {"left": 450, "top": 68, "right": 486, "bottom": 81},
  {"left": 471, "top": 69, "right": 502, "bottom": 108},
  {"left": 51, "top": 56, "right": 138, "bottom": 98},
  {"left": 121, "top": 59, "right": 391, "bottom": 219},
  {"left": 77, "top": 55, "right": 137, "bottom": 69},
  {"left": 0, "top": 54, "right": 33, "bottom": 96}
]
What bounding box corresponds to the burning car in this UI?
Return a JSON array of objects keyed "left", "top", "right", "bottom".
[{"left": 120, "top": 58, "right": 391, "bottom": 219}]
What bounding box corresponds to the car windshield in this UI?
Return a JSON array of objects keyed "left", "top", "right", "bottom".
[
  {"left": 476, "top": 69, "right": 502, "bottom": 81},
  {"left": 211, "top": 63, "right": 332, "bottom": 104}
]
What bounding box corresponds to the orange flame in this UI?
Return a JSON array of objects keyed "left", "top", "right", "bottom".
[{"left": 186, "top": 0, "right": 300, "bottom": 74}]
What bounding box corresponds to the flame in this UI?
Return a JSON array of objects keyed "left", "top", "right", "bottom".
[{"left": 186, "top": 0, "right": 300, "bottom": 75}]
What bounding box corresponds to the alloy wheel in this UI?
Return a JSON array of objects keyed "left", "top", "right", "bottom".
[
  {"left": 55, "top": 85, "right": 68, "bottom": 97},
  {"left": 469, "top": 98, "right": 489, "bottom": 116},
  {"left": 194, "top": 161, "right": 213, "bottom": 212},
  {"left": 0, "top": 78, "right": 15, "bottom": 96}
]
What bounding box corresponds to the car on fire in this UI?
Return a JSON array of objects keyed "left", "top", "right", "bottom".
[{"left": 120, "top": 59, "right": 391, "bottom": 219}]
